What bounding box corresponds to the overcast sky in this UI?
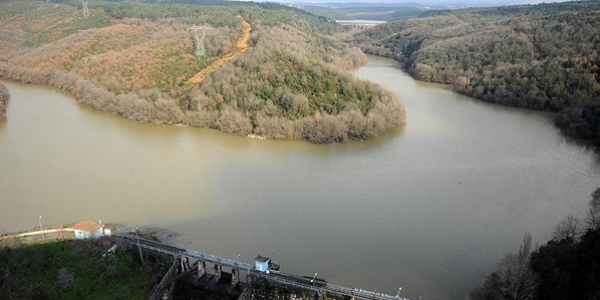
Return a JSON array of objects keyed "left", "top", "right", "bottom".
[
  {"left": 295, "top": 0, "right": 569, "bottom": 5},
  {"left": 420, "top": 0, "right": 567, "bottom": 4}
]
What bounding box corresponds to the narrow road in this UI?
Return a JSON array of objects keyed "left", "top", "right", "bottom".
[{"left": 187, "top": 16, "right": 252, "bottom": 84}]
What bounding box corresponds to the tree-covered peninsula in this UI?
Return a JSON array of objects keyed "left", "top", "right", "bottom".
[
  {"left": 352, "top": 0, "right": 600, "bottom": 147},
  {"left": 0, "top": 0, "right": 405, "bottom": 143}
]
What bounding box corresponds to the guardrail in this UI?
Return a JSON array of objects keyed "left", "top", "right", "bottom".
[
  {"left": 146, "top": 257, "right": 178, "bottom": 300},
  {"left": 252, "top": 272, "right": 319, "bottom": 292},
  {"left": 184, "top": 249, "right": 253, "bottom": 271},
  {"left": 251, "top": 271, "right": 407, "bottom": 300}
]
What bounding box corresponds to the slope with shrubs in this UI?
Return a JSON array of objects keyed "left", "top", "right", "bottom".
[
  {"left": 0, "top": 0, "right": 405, "bottom": 143},
  {"left": 353, "top": 0, "right": 600, "bottom": 147}
]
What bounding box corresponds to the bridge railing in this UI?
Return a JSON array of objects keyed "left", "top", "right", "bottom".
[
  {"left": 325, "top": 283, "right": 408, "bottom": 300},
  {"left": 253, "top": 271, "right": 408, "bottom": 300},
  {"left": 116, "top": 235, "right": 409, "bottom": 300},
  {"left": 252, "top": 272, "right": 319, "bottom": 292},
  {"left": 183, "top": 249, "right": 253, "bottom": 270}
]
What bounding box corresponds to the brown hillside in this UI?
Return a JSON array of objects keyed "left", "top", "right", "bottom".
[{"left": 188, "top": 16, "right": 251, "bottom": 84}]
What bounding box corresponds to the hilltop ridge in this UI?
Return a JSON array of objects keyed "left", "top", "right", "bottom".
[{"left": 0, "top": 0, "right": 405, "bottom": 143}]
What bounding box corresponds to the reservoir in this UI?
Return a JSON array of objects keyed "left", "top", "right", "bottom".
[{"left": 1, "top": 55, "right": 599, "bottom": 299}]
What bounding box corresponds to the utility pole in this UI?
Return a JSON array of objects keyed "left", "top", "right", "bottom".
[
  {"left": 187, "top": 24, "right": 212, "bottom": 59},
  {"left": 39, "top": 216, "right": 45, "bottom": 241},
  {"left": 311, "top": 272, "right": 318, "bottom": 289},
  {"left": 81, "top": 0, "right": 89, "bottom": 19},
  {"left": 134, "top": 228, "right": 144, "bottom": 265}
]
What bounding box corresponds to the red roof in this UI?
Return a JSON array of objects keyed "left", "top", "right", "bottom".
[{"left": 71, "top": 221, "right": 103, "bottom": 232}]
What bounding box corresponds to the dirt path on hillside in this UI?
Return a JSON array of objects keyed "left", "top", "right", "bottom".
[{"left": 187, "top": 16, "right": 251, "bottom": 84}]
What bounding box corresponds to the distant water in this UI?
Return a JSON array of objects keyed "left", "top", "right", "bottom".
[
  {"left": 335, "top": 19, "right": 387, "bottom": 24},
  {"left": 1, "top": 55, "right": 599, "bottom": 299}
]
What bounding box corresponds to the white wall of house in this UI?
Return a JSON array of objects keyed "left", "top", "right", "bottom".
[
  {"left": 74, "top": 230, "right": 89, "bottom": 239},
  {"left": 74, "top": 226, "right": 106, "bottom": 239}
]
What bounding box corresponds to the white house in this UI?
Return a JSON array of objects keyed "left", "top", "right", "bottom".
[{"left": 71, "top": 221, "right": 109, "bottom": 239}]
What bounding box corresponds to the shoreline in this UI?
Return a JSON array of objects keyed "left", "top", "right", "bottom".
[
  {"left": 0, "top": 61, "right": 405, "bottom": 144},
  {"left": 360, "top": 52, "right": 599, "bottom": 152},
  {"left": 0, "top": 81, "right": 9, "bottom": 121}
]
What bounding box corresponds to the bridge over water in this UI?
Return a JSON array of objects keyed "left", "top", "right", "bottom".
[{"left": 116, "top": 235, "right": 410, "bottom": 300}]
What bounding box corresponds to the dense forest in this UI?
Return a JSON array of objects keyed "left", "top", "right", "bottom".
[
  {"left": 0, "top": 0, "right": 404, "bottom": 143},
  {"left": 471, "top": 188, "right": 600, "bottom": 300},
  {"left": 352, "top": 0, "right": 600, "bottom": 147},
  {"left": 0, "top": 82, "right": 8, "bottom": 121}
]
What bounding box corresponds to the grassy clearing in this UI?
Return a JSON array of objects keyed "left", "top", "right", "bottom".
[{"left": 0, "top": 238, "right": 163, "bottom": 300}]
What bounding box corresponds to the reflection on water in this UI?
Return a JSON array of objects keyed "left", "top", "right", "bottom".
[{"left": 1, "top": 57, "right": 599, "bottom": 299}]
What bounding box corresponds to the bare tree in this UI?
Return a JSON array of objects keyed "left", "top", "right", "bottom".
[
  {"left": 586, "top": 188, "right": 600, "bottom": 230},
  {"left": 216, "top": 106, "right": 252, "bottom": 135},
  {"left": 552, "top": 215, "right": 583, "bottom": 242},
  {"left": 498, "top": 234, "right": 538, "bottom": 300},
  {"left": 471, "top": 233, "right": 538, "bottom": 300}
]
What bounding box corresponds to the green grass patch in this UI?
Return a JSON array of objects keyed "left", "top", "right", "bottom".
[{"left": 0, "top": 239, "right": 158, "bottom": 300}]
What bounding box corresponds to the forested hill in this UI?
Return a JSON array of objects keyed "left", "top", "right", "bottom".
[
  {"left": 352, "top": 0, "right": 600, "bottom": 147},
  {"left": 0, "top": 0, "right": 404, "bottom": 143}
]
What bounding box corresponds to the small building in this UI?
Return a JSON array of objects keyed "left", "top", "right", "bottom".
[
  {"left": 254, "top": 255, "right": 271, "bottom": 272},
  {"left": 71, "top": 221, "right": 108, "bottom": 239}
]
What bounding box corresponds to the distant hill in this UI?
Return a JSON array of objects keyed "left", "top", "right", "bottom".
[
  {"left": 0, "top": 0, "right": 405, "bottom": 143},
  {"left": 352, "top": 0, "right": 600, "bottom": 147}
]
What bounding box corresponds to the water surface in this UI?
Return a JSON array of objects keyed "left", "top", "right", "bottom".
[{"left": 1, "top": 55, "right": 599, "bottom": 299}]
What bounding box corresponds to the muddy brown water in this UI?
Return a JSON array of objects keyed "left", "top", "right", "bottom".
[{"left": 2, "top": 55, "right": 599, "bottom": 299}]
